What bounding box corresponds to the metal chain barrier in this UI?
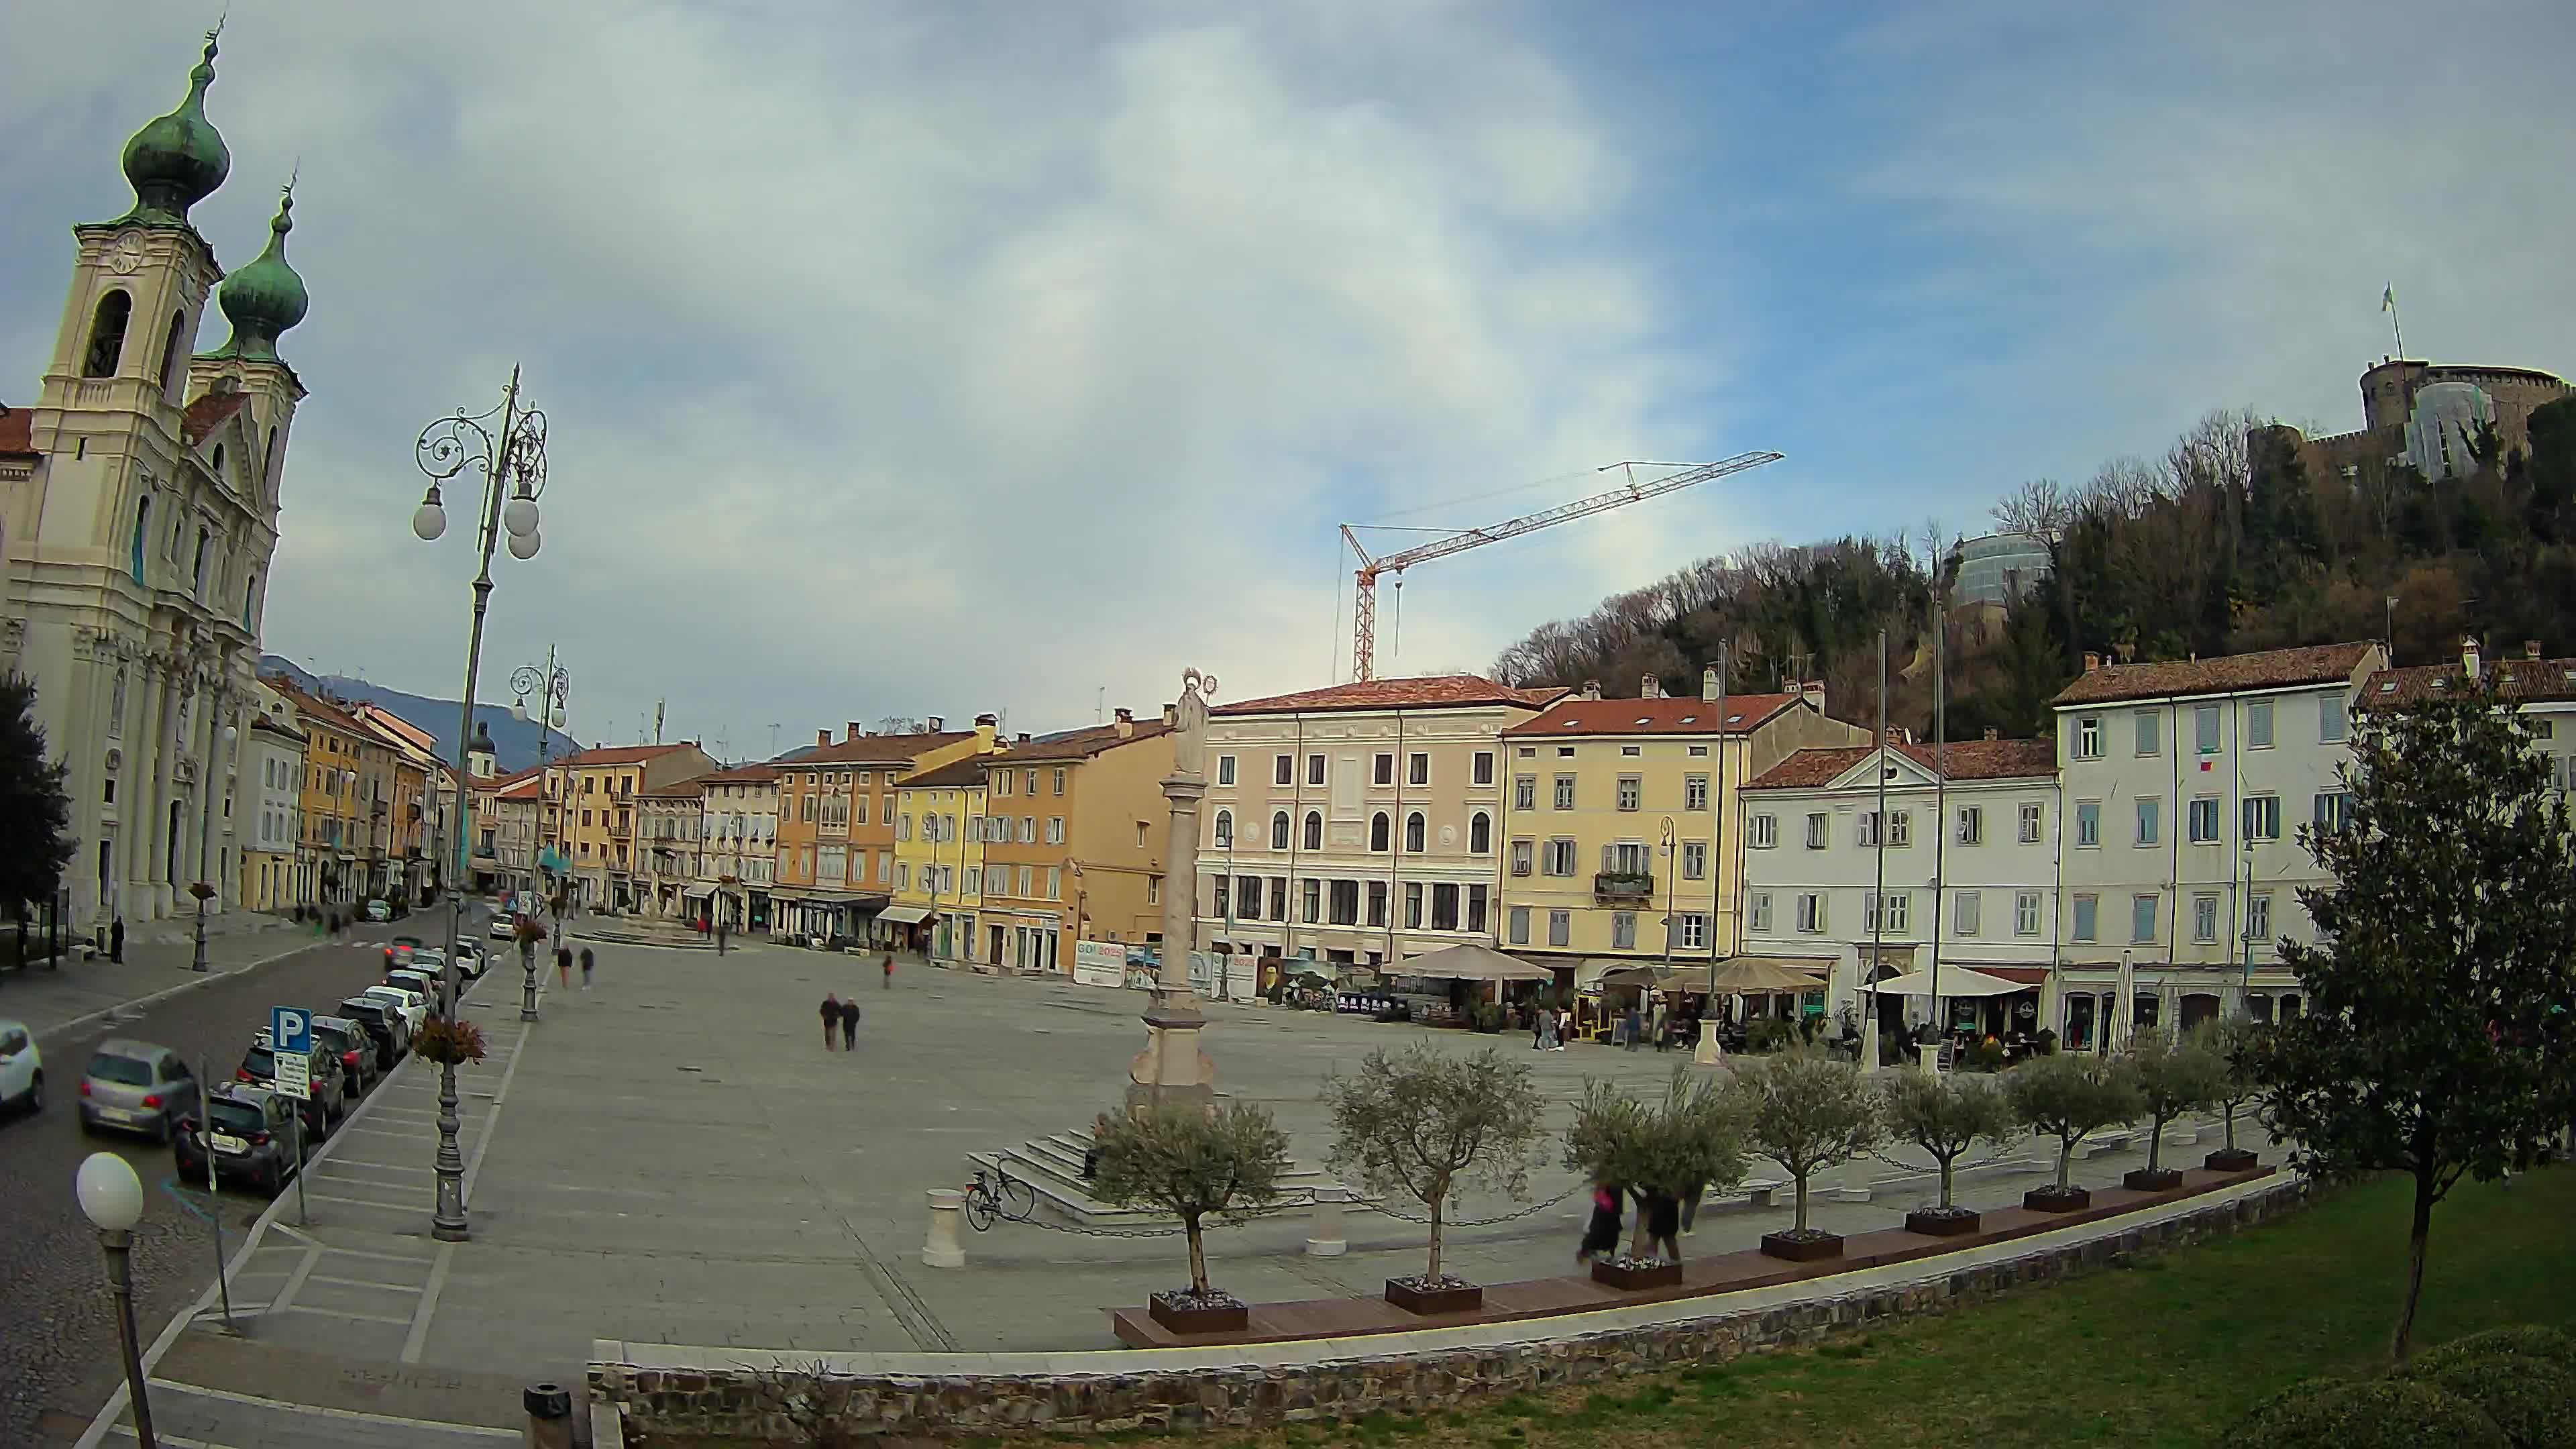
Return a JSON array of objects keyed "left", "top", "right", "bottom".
[{"left": 1350, "top": 1183, "right": 1583, "bottom": 1228}]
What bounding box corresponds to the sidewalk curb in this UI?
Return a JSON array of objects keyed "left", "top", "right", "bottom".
[{"left": 34, "top": 931, "right": 336, "bottom": 1047}]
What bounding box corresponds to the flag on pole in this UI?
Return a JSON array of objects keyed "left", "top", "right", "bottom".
[{"left": 2382, "top": 285, "right": 2396, "bottom": 313}]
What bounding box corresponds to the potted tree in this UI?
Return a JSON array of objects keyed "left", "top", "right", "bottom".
[
  {"left": 2198, "top": 1018, "right": 2266, "bottom": 1173},
  {"left": 1880, "top": 1070, "right": 2018, "bottom": 1236},
  {"left": 2005, "top": 1051, "right": 2143, "bottom": 1212},
  {"left": 1087, "top": 1103, "right": 1291, "bottom": 1334},
  {"left": 1564, "top": 1068, "right": 1745, "bottom": 1289},
  {"left": 1727, "top": 1046, "right": 1884, "bottom": 1261},
  {"left": 2121, "top": 1029, "right": 2226, "bottom": 1191},
  {"left": 1323, "top": 1044, "right": 1545, "bottom": 1314}
]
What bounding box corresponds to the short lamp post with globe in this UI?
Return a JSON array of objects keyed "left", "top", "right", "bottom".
[
  {"left": 409, "top": 367, "right": 549, "bottom": 1243},
  {"left": 78, "top": 1152, "right": 157, "bottom": 1448}
]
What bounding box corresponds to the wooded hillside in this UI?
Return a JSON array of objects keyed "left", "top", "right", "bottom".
[{"left": 1489, "top": 397, "right": 2576, "bottom": 741}]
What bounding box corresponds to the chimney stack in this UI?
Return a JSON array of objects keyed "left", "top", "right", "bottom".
[
  {"left": 2461, "top": 635, "right": 2481, "bottom": 680},
  {"left": 975, "top": 712, "right": 999, "bottom": 726},
  {"left": 1701, "top": 666, "right": 1720, "bottom": 702},
  {"left": 1114, "top": 706, "right": 1135, "bottom": 738},
  {"left": 816, "top": 729, "right": 830, "bottom": 748},
  {"left": 926, "top": 716, "right": 945, "bottom": 733},
  {"left": 1640, "top": 674, "right": 1662, "bottom": 699},
  {"left": 2526, "top": 639, "right": 2543, "bottom": 660},
  {"left": 1162, "top": 703, "right": 1177, "bottom": 727},
  {"left": 1800, "top": 680, "right": 1826, "bottom": 714},
  {"left": 1581, "top": 679, "right": 1602, "bottom": 700},
  {"left": 1016, "top": 733, "right": 1031, "bottom": 745},
  {"left": 2084, "top": 651, "right": 2102, "bottom": 672},
  {"left": 1983, "top": 727, "right": 2000, "bottom": 741},
  {"left": 847, "top": 721, "right": 863, "bottom": 743}
]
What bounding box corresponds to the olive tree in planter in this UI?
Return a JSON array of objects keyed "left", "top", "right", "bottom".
[
  {"left": 1725, "top": 1046, "right": 1884, "bottom": 1261},
  {"left": 2120, "top": 1029, "right": 2229, "bottom": 1190},
  {"left": 2198, "top": 1018, "right": 2267, "bottom": 1172},
  {"left": 1323, "top": 1043, "right": 1545, "bottom": 1315},
  {"left": 1563, "top": 1067, "right": 1746, "bottom": 1288},
  {"left": 1879, "top": 1070, "right": 2018, "bottom": 1236},
  {"left": 1088, "top": 1103, "right": 1291, "bottom": 1334},
  {"left": 2004, "top": 1050, "right": 2143, "bottom": 1212}
]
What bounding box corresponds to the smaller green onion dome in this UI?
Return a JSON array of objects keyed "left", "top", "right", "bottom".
[
  {"left": 118, "top": 32, "right": 230, "bottom": 227},
  {"left": 206, "top": 186, "right": 309, "bottom": 364}
]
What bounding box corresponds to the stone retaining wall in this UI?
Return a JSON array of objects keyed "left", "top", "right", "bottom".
[{"left": 599, "top": 1179, "right": 2310, "bottom": 1444}]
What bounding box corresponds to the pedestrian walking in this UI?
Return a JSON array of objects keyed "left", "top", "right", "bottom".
[
  {"left": 1555, "top": 1006, "right": 1572, "bottom": 1051},
  {"left": 1644, "top": 1187, "right": 1682, "bottom": 1262},
  {"left": 1622, "top": 1004, "right": 1642, "bottom": 1051},
  {"left": 1531, "top": 1003, "right": 1547, "bottom": 1050},
  {"left": 579, "top": 946, "right": 595, "bottom": 989},
  {"left": 820, "top": 993, "right": 841, "bottom": 1050},
  {"left": 1576, "top": 1181, "right": 1623, "bottom": 1264},
  {"left": 881, "top": 953, "right": 894, "bottom": 990},
  {"left": 714, "top": 922, "right": 728, "bottom": 957},
  {"left": 1678, "top": 1178, "right": 1704, "bottom": 1235},
  {"left": 838, "top": 996, "right": 860, "bottom": 1050},
  {"left": 109, "top": 917, "right": 125, "bottom": 963},
  {"left": 555, "top": 944, "right": 573, "bottom": 987},
  {"left": 1650, "top": 1000, "right": 1668, "bottom": 1051}
]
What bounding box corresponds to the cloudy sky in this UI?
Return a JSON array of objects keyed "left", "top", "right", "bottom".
[{"left": 5, "top": 1, "right": 2570, "bottom": 756}]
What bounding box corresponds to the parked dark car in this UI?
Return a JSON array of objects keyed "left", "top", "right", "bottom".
[
  {"left": 335, "top": 998, "right": 408, "bottom": 1069},
  {"left": 173, "top": 1083, "right": 305, "bottom": 1196},
  {"left": 238, "top": 1034, "right": 344, "bottom": 1137},
  {"left": 310, "top": 1016, "right": 376, "bottom": 1095}
]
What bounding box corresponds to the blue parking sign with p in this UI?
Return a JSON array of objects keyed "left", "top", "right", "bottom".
[{"left": 272, "top": 1006, "right": 311, "bottom": 1055}]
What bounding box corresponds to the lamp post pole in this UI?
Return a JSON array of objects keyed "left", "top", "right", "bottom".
[
  {"left": 78, "top": 1152, "right": 156, "bottom": 1448},
  {"left": 411, "top": 366, "right": 551, "bottom": 1242},
  {"left": 512, "top": 651, "right": 569, "bottom": 1024}
]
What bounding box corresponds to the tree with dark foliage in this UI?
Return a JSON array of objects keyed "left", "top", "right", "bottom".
[{"left": 0, "top": 674, "right": 76, "bottom": 959}]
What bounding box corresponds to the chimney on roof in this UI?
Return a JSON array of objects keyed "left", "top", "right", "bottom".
[
  {"left": 1640, "top": 674, "right": 1663, "bottom": 699},
  {"left": 1800, "top": 680, "right": 1826, "bottom": 714},
  {"left": 1983, "top": 727, "right": 2000, "bottom": 741},
  {"left": 1161, "top": 703, "right": 1177, "bottom": 727},
  {"left": 816, "top": 729, "right": 830, "bottom": 748},
  {"left": 975, "top": 712, "right": 998, "bottom": 726},
  {"left": 1701, "top": 666, "right": 1720, "bottom": 702},
  {"left": 2526, "top": 639, "right": 2544, "bottom": 660},
  {"left": 1580, "top": 679, "right": 1601, "bottom": 701},
  {"left": 847, "top": 722, "right": 862, "bottom": 743},
  {"left": 2462, "top": 635, "right": 2481, "bottom": 680},
  {"left": 1114, "top": 706, "right": 1134, "bottom": 739},
  {"left": 1016, "top": 733, "right": 1031, "bottom": 745},
  {"left": 2084, "top": 652, "right": 2101, "bottom": 672},
  {"left": 926, "top": 716, "right": 944, "bottom": 733}
]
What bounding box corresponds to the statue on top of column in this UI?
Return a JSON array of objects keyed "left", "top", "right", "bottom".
[{"left": 1171, "top": 667, "right": 1218, "bottom": 780}]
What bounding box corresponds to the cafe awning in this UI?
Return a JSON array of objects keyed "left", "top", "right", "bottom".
[
  {"left": 876, "top": 905, "right": 935, "bottom": 926},
  {"left": 1395, "top": 943, "right": 1553, "bottom": 983},
  {"left": 1591, "top": 962, "right": 1694, "bottom": 991},
  {"left": 1703, "top": 956, "right": 1831, "bottom": 994},
  {"left": 1864, "top": 965, "right": 2025, "bottom": 998}
]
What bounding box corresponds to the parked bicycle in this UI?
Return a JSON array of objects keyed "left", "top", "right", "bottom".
[{"left": 961, "top": 1166, "right": 1038, "bottom": 1232}]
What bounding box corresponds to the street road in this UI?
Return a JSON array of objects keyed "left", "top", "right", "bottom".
[{"left": 0, "top": 912, "right": 486, "bottom": 1446}]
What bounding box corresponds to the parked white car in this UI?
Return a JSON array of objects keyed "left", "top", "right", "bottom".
[
  {"left": 0, "top": 1019, "right": 42, "bottom": 1116},
  {"left": 360, "top": 985, "right": 428, "bottom": 1036}
]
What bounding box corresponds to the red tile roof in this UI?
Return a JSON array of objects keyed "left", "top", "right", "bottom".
[
  {"left": 1503, "top": 694, "right": 1803, "bottom": 738},
  {"left": 700, "top": 764, "right": 781, "bottom": 784},
  {"left": 789, "top": 731, "right": 977, "bottom": 765},
  {"left": 264, "top": 678, "right": 368, "bottom": 737},
  {"left": 0, "top": 405, "right": 34, "bottom": 458},
  {"left": 639, "top": 778, "right": 710, "bottom": 798},
  {"left": 494, "top": 775, "right": 545, "bottom": 801},
  {"left": 555, "top": 743, "right": 696, "bottom": 767},
  {"left": 1215, "top": 675, "right": 1565, "bottom": 716},
  {"left": 180, "top": 391, "right": 252, "bottom": 446},
  {"left": 2051, "top": 642, "right": 2379, "bottom": 706},
  {"left": 898, "top": 758, "right": 989, "bottom": 790},
  {"left": 2364, "top": 653, "right": 2576, "bottom": 706},
  {"left": 475, "top": 766, "right": 542, "bottom": 791},
  {"left": 991, "top": 718, "right": 1173, "bottom": 762},
  {"left": 1746, "top": 738, "right": 2058, "bottom": 790}
]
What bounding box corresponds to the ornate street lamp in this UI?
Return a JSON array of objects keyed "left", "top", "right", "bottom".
[
  {"left": 410, "top": 368, "right": 549, "bottom": 1242},
  {"left": 78, "top": 1152, "right": 156, "bottom": 1447}
]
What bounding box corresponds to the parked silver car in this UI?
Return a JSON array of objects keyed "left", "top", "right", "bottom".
[{"left": 78, "top": 1039, "right": 203, "bottom": 1142}]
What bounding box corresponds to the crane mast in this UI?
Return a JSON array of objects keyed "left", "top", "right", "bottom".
[{"left": 1343, "top": 451, "right": 1783, "bottom": 680}]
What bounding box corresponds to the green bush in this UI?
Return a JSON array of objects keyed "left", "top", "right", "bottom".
[
  {"left": 1744, "top": 1019, "right": 1800, "bottom": 1054},
  {"left": 2413, "top": 1354, "right": 2576, "bottom": 1449},
  {"left": 2418, "top": 1324, "right": 2576, "bottom": 1377},
  {"left": 2235, "top": 1377, "right": 2510, "bottom": 1449}
]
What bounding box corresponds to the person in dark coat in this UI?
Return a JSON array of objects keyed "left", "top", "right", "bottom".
[
  {"left": 1577, "top": 1181, "right": 1623, "bottom": 1263},
  {"left": 837, "top": 996, "right": 859, "bottom": 1050},
  {"left": 1644, "top": 1187, "right": 1683, "bottom": 1262},
  {"left": 109, "top": 917, "right": 125, "bottom": 963},
  {"left": 819, "top": 994, "right": 841, "bottom": 1050}
]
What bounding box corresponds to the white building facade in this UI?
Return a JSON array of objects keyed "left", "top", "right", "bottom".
[
  {"left": 1738, "top": 736, "right": 2063, "bottom": 1038},
  {"left": 239, "top": 713, "right": 303, "bottom": 912},
  {"left": 2051, "top": 641, "right": 2385, "bottom": 1045},
  {"left": 694, "top": 764, "right": 778, "bottom": 932},
  {"left": 1194, "top": 676, "right": 1561, "bottom": 976}
]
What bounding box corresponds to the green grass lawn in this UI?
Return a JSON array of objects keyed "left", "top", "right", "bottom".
[{"left": 1106, "top": 1166, "right": 2576, "bottom": 1449}]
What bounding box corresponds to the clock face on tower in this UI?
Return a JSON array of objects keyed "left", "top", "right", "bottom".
[{"left": 109, "top": 233, "right": 146, "bottom": 276}]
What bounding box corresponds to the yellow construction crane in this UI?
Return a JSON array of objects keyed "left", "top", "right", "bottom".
[{"left": 1340, "top": 452, "right": 1783, "bottom": 681}]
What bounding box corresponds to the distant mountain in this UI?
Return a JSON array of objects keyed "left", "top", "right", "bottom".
[{"left": 258, "top": 655, "right": 578, "bottom": 774}]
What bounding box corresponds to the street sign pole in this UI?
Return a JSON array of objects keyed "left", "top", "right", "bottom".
[{"left": 270, "top": 1008, "right": 313, "bottom": 1224}]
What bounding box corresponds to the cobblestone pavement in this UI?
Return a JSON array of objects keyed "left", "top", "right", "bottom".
[{"left": 0, "top": 913, "right": 476, "bottom": 1447}]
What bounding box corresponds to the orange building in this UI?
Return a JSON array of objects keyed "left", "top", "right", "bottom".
[
  {"left": 542, "top": 743, "right": 716, "bottom": 910},
  {"left": 770, "top": 715, "right": 1000, "bottom": 942},
  {"left": 976, "top": 708, "right": 1175, "bottom": 975}
]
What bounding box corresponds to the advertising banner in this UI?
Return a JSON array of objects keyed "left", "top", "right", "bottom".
[{"left": 1071, "top": 939, "right": 1126, "bottom": 989}]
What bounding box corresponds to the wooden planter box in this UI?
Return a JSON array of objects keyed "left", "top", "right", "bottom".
[
  {"left": 1904, "top": 1208, "right": 1982, "bottom": 1237},
  {"left": 1591, "top": 1258, "right": 1684, "bottom": 1291},
  {"left": 1147, "top": 1291, "right": 1248, "bottom": 1335},
  {"left": 2204, "top": 1148, "right": 2260, "bottom": 1173},
  {"left": 1384, "top": 1278, "right": 1483, "bottom": 1316},
  {"left": 2123, "top": 1167, "right": 2185, "bottom": 1192},
  {"left": 1759, "top": 1230, "right": 1844, "bottom": 1263},
  {"left": 2023, "top": 1185, "right": 2092, "bottom": 1213}
]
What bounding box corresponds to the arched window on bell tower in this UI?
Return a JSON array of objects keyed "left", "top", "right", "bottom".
[
  {"left": 156, "top": 311, "right": 187, "bottom": 400},
  {"left": 83, "top": 291, "right": 132, "bottom": 377},
  {"left": 193, "top": 525, "right": 210, "bottom": 596},
  {"left": 129, "top": 495, "right": 151, "bottom": 582}
]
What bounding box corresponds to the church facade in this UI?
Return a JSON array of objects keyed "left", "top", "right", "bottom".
[{"left": 0, "top": 31, "right": 313, "bottom": 928}]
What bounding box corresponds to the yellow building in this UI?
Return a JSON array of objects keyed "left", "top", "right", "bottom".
[
  {"left": 1497, "top": 674, "right": 1864, "bottom": 988},
  {"left": 542, "top": 743, "right": 716, "bottom": 911},
  {"left": 770, "top": 714, "right": 999, "bottom": 943},
  {"left": 887, "top": 757, "right": 989, "bottom": 961},
  {"left": 266, "top": 679, "right": 387, "bottom": 907}
]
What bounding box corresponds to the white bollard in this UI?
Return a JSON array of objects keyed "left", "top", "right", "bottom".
[
  {"left": 1304, "top": 1185, "right": 1348, "bottom": 1257},
  {"left": 922, "top": 1188, "right": 966, "bottom": 1269}
]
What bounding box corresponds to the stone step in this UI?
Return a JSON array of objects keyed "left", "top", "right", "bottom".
[{"left": 969, "top": 1130, "right": 1351, "bottom": 1230}]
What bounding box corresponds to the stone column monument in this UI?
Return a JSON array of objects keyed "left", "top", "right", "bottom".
[{"left": 1128, "top": 667, "right": 1218, "bottom": 1109}]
